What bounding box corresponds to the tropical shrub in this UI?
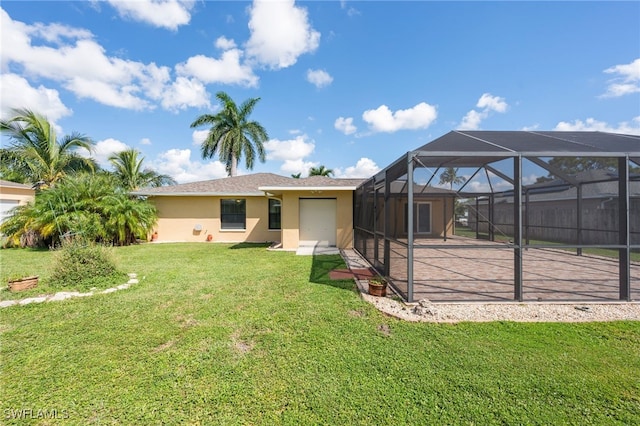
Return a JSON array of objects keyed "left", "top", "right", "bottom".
[
  {"left": 48, "top": 239, "right": 125, "bottom": 290},
  {"left": 0, "top": 173, "right": 157, "bottom": 247}
]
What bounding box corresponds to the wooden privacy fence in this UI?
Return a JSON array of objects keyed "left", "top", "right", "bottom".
[{"left": 470, "top": 198, "right": 640, "bottom": 246}]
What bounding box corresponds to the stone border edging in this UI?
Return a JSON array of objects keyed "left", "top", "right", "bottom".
[{"left": 0, "top": 273, "right": 140, "bottom": 309}]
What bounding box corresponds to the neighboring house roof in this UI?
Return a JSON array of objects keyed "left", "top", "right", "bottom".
[
  {"left": 132, "top": 173, "right": 366, "bottom": 197},
  {"left": 479, "top": 170, "right": 640, "bottom": 204},
  {"left": 387, "top": 180, "right": 457, "bottom": 195},
  {"left": 0, "top": 180, "right": 34, "bottom": 190}
]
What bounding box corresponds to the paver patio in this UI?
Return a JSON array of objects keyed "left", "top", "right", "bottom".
[{"left": 383, "top": 236, "right": 640, "bottom": 302}]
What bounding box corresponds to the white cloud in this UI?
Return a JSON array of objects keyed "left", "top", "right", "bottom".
[
  {"left": 554, "top": 116, "right": 640, "bottom": 135},
  {"left": 334, "top": 116, "right": 357, "bottom": 135},
  {"left": 65, "top": 76, "right": 151, "bottom": 110},
  {"left": 263, "top": 134, "right": 317, "bottom": 175},
  {"left": 476, "top": 93, "right": 508, "bottom": 113},
  {"left": 601, "top": 58, "right": 640, "bottom": 98},
  {"left": 306, "top": 69, "right": 333, "bottom": 88},
  {"left": 334, "top": 158, "right": 380, "bottom": 178},
  {"left": 0, "top": 9, "right": 209, "bottom": 111},
  {"left": 86, "top": 138, "right": 130, "bottom": 167},
  {"left": 215, "top": 36, "right": 236, "bottom": 50},
  {"left": 340, "top": 0, "right": 360, "bottom": 16},
  {"left": 521, "top": 124, "right": 540, "bottom": 131},
  {"left": 0, "top": 73, "right": 71, "bottom": 123},
  {"left": 246, "top": 0, "right": 320, "bottom": 69},
  {"left": 30, "top": 22, "right": 93, "bottom": 44},
  {"left": 264, "top": 135, "right": 315, "bottom": 161},
  {"left": 150, "top": 148, "right": 228, "bottom": 183},
  {"left": 280, "top": 159, "right": 318, "bottom": 176},
  {"left": 362, "top": 102, "right": 437, "bottom": 133},
  {"left": 464, "top": 179, "right": 513, "bottom": 193},
  {"left": 140, "top": 138, "right": 152, "bottom": 145},
  {"left": 176, "top": 50, "right": 258, "bottom": 87},
  {"left": 106, "top": 0, "right": 194, "bottom": 31},
  {"left": 458, "top": 93, "right": 508, "bottom": 130},
  {"left": 159, "top": 77, "right": 210, "bottom": 111},
  {"left": 191, "top": 129, "right": 209, "bottom": 146}
]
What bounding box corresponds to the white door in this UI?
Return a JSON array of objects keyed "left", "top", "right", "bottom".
[{"left": 299, "top": 199, "right": 337, "bottom": 247}]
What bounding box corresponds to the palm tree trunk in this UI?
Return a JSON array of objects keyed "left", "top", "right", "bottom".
[{"left": 230, "top": 155, "right": 238, "bottom": 177}]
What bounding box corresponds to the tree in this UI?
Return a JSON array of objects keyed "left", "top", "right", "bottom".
[
  {"left": 439, "top": 167, "right": 466, "bottom": 189},
  {"left": 535, "top": 157, "right": 640, "bottom": 183},
  {"left": 309, "top": 165, "right": 334, "bottom": 177},
  {"left": 0, "top": 173, "right": 157, "bottom": 247},
  {"left": 0, "top": 148, "right": 31, "bottom": 183},
  {"left": 0, "top": 108, "right": 96, "bottom": 187},
  {"left": 291, "top": 173, "right": 301, "bottom": 179},
  {"left": 108, "top": 148, "right": 176, "bottom": 191},
  {"left": 190, "top": 92, "right": 268, "bottom": 177}
]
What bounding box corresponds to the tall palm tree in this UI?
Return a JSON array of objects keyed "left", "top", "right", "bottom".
[
  {"left": 0, "top": 108, "right": 96, "bottom": 187},
  {"left": 108, "top": 148, "right": 176, "bottom": 191},
  {"left": 439, "top": 167, "right": 466, "bottom": 189},
  {"left": 190, "top": 91, "right": 268, "bottom": 177},
  {"left": 309, "top": 165, "right": 334, "bottom": 177}
]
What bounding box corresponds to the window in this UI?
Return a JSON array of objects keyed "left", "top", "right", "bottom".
[
  {"left": 220, "top": 199, "right": 246, "bottom": 230},
  {"left": 404, "top": 202, "right": 432, "bottom": 234},
  {"left": 269, "top": 199, "right": 281, "bottom": 230}
]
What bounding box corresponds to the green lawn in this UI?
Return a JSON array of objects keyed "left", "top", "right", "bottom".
[{"left": 1, "top": 243, "right": 639, "bottom": 424}]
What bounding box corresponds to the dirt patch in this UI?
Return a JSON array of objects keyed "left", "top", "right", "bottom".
[
  {"left": 231, "top": 331, "right": 254, "bottom": 355},
  {"left": 152, "top": 340, "right": 175, "bottom": 353},
  {"left": 176, "top": 314, "right": 199, "bottom": 328},
  {"left": 377, "top": 324, "right": 392, "bottom": 337}
]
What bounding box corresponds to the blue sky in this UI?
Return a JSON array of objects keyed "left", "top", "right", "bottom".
[{"left": 1, "top": 1, "right": 639, "bottom": 184}]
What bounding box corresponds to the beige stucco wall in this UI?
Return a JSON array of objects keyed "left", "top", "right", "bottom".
[
  {"left": 149, "top": 190, "right": 355, "bottom": 248},
  {"left": 0, "top": 185, "right": 35, "bottom": 205},
  {"left": 149, "top": 196, "right": 279, "bottom": 243},
  {"left": 388, "top": 196, "right": 455, "bottom": 238},
  {"left": 280, "top": 190, "right": 354, "bottom": 250}
]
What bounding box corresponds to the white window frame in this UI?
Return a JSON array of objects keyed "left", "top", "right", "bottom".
[{"left": 404, "top": 201, "right": 432, "bottom": 235}]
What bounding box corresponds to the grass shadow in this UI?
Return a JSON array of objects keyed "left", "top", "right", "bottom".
[
  {"left": 229, "top": 242, "right": 271, "bottom": 250},
  {"left": 309, "top": 254, "right": 355, "bottom": 291}
]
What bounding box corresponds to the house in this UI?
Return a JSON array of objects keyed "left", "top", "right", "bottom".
[
  {"left": 133, "top": 173, "right": 364, "bottom": 250},
  {"left": 0, "top": 180, "right": 35, "bottom": 223}
]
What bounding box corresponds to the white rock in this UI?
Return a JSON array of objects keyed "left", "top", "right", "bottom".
[
  {"left": 19, "top": 296, "right": 47, "bottom": 305},
  {"left": 48, "top": 292, "right": 79, "bottom": 302}
]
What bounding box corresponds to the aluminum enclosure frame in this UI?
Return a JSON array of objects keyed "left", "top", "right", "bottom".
[{"left": 354, "top": 131, "right": 640, "bottom": 303}]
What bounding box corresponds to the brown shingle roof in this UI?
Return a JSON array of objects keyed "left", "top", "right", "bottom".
[
  {"left": 260, "top": 175, "right": 365, "bottom": 189},
  {"left": 132, "top": 173, "right": 365, "bottom": 196}
]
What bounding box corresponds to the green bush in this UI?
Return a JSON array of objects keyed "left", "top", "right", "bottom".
[{"left": 49, "top": 239, "right": 126, "bottom": 290}]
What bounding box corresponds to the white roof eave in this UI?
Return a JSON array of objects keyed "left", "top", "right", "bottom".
[
  {"left": 258, "top": 186, "right": 357, "bottom": 191},
  {"left": 131, "top": 191, "right": 265, "bottom": 197}
]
